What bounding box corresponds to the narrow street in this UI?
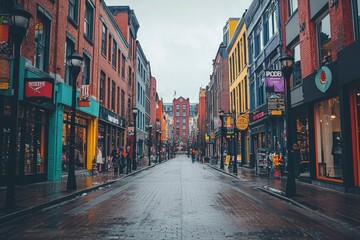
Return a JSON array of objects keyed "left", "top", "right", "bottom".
[{"left": 1, "top": 155, "right": 359, "bottom": 240}]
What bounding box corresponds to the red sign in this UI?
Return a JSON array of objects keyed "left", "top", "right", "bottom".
[{"left": 25, "top": 79, "right": 54, "bottom": 100}]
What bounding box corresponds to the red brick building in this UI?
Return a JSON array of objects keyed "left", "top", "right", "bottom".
[
  {"left": 173, "top": 97, "right": 190, "bottom": 142},
  {"left": 281, "top": 0, "right": 360, "bottom": 190},
  {"left": 197, "top": 88, "right": 206, "bottom": 154}
]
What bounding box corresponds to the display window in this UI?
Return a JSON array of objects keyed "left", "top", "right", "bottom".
[
  {"left": 350, "top": 86, "right": 360, "bottom": 187},
  {"left": 314, "top": 96, "right": 343, "bottom": 182},
  {"left": 62, "top": 113, "right": 88, "bottom": 171}
]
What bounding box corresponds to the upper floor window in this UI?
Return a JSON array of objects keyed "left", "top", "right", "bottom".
[
  {"left": 101, "top": 24, "right": 107, "bottom": 56},
  {"left": 353, "top": 0, "right": 360, "bottom": 39},
  {"left": 112, "top": 39, "right": 117, "bottom": 68},
  {"left": 84, "top": 1, "right": 94, "bottom": 41},
  {"left": 68, "top": 0, "right": 78, "bottom": 23},
  {"left": 121, "top": 54, "right": 126, "bottom": 79},
  {"left": 317, "top": 13, "right": 332, "bottom": 66},
  {"left": 182, "top": 105, "right": 186, "bottom": 110},
  {"left": 292, "top": 43, "right": 302, "bottom": 87},
  {"left": 64, "top": 37, "right": 75, "bottom": 85},
  {"left": 256, "top": 73, "right": 265, "bottom": 106},
  {"left": 100, "top": 71, "right": 105, "bottom": 104},
  {"left": 35, "top": 12, "right": 51, "bottom": 72},
  {"left": 248, "top": 35, "right": 254, "bottom": 64},
  {"left": 82, "top": 54, "right": 91, "bottom": 85},
  {"left": 264, "top": 6, "right": 278, "bottom": 45},
  {"left": 176, "top": 104, "right": 180, "bottom": 110},
  {"left": 254, "top": 23, "right": 263, "bottom": 57},
  {"left": 288, "top": 0, "right": 298, "bottom": 16},
  {"left": 111, "top": 81, "right": 115, "bottom": 111}
]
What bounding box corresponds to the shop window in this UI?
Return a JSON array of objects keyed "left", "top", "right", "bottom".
[
  {"left": 314, "top": 97, "right": 343, "bottom": 181},
  {"left": 295, "top": 117, "right": 310, "bottom": 177},
  {"left": 317, "top": 13, "right": 332, "bottom": 66}
]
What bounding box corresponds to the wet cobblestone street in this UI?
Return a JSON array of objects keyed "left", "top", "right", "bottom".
[{"left": 1, "top": 155, "right": 359, "bottom": 240}]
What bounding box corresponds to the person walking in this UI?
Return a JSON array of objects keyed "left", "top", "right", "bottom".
[
  {"left": 126, "top": 148, "right": 131, "bottom": 174},
  {"left": 111, "top": 146, "right": 120, "bottom": 175},
  {"left": 120, "top": 147, "right": 126, "bottom": 174},
  {"left": 96, "top": 147, "right": 103, "bottom": 173}
]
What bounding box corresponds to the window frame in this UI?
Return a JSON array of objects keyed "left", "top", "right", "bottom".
[
  {"left": 101, "top": 23, "right": 107, "bottom": 57},
  {"left": 34, "top": 11, "right": 51, "bottom": 73},
  {"left": 68, "top": 0, "right": 78, "bottom": 25},
  {"left": 82, "top": 54, "right": 91, "bottom": 85},
  {"left": 84, "top": 1, "right": 94, "bottom": 42}
]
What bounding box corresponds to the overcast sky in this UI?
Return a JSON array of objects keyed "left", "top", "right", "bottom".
[{"left": 105, "top": 0, "right": 252, "bottom": 103}]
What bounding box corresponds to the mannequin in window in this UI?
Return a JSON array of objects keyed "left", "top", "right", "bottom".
[{"left": 332, "top": 134, "right": 342, "bottom": 166}]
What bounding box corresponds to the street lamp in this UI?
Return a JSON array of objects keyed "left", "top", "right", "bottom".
[
  {"left": 132, "top": 108, "right": 138, "bottom": 170},
  {"left": 232, "top": 111, "right": 238, "bottom": 174},
  {"left": 279, "top": 53, "right": 296, "bottom": 197},
  {"left": 219, "top": 109, "right": 225, "bottom": 170},
  {"left": 67, "top": 52, "right": 84, "bottom": 191},
  {"left": 159, "top": 130, "right": 162, "bottom": 163},
  {"left": 6, "top": 4, "right": 31, "bottom": 209},
  {"left": 147, "top": 124, "right": 152, "bottom": 166}
]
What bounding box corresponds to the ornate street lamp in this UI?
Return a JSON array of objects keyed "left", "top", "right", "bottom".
[
  {"left": 232, "top": 111, "right": 238, "bottom": 174},
  {"left": 67, "top": 52, "right": 84, "bottom": 191},
  {"left": 279, "top": 53, "right": 296, "bottom": 197},
  {"left": 6, "top": 4, "right": 32, "bottom": 209},
  {"left": 219, "top": 109, "right": 225, "bottom": 170},
  {"left": 147, "top": 124, "right": 152, "bottom": 166},
  {"left": 132, "top": 108, "right": 138, "bottom": 170}
]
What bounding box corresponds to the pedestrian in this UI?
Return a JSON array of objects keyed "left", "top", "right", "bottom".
[
  {"left": 111, "top": 146, "right": 120, "bottom": 175},
  {"left": 120, "top": 147, "right": 126, "bottom": 174},
  {"left": 279, "top": 152, "right": 284, "bottom": 176},
  {"left": 96, "top": 147, "right": 103, "bottom": 173},
  {"left": 126, "top": 149, "right": 131, "bottom": 174}
]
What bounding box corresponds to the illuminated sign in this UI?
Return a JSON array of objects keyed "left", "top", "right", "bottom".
[{"left": 24, "top": 78, "right": 54, "bottom": 100}]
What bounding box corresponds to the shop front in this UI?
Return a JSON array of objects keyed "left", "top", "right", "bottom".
[
  {"left": 0, "top": 59, "right": 55, "bottom": 185},
  {"left": 303, "top": 60, "right": 347, "bottom": 189},
  {"left": 48, "top": 82, "right": 99, "bottom": 181},
  {"left": 98, "top": 106, "right": 126, "bottom": 159}
]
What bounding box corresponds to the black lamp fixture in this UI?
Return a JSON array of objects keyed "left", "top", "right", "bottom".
[
  {"left": 67, "top": 51, "right": 84, "bottom": 191},
  {"left": 219, "top": 109, "right": 225, "bottom": 170},
  {"left": 232, "top": 111, "right": 238, "bottom": 174},
  {"left": 132, "top": 107, "right": 138, "bottom": 170},
  {"left": 5, "top": 4, "right": 31, "bottom": 209},
  {"left": 279, "top": 53, "right": 296, "bottom": 197},
  {"left": 148, "top": 124, "right": 152, "bottom": 166}
]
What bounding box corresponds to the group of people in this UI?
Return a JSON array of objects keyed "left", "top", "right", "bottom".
[{"left": 95, "top": 146, "right": 132, "bottom": 175}]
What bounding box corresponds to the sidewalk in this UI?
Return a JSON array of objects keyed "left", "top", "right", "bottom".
[
  {"left": 208, "top": 163, "right": 360, "bottom": 229},
  {"left": 0, "top": 163, "right": 155, "bottom": 224}
]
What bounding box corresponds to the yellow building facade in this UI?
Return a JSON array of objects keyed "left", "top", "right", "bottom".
[{"left": 227, "top": 17, "right": 250, "bottom": 166}]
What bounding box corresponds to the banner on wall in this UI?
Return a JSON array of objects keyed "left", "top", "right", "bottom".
[{"left": 24, "top": 78, "right": 54, "bottom": 102}]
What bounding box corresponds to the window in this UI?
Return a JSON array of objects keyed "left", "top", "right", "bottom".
[
  {"left": 100, "top": 71, "right": 105, "bottom": 104},
  {"left": 111, "top": 81, "right": 115, "bottom": 111},
  {"left": 265, "top": 6, "right": 277, "bottom": 45},
  {"left": 292, "top": 43, "right": 302, "bottom": 87},
  {"left": 182, "top": 105, "right": 186, "bottom": 110},
  {"left": 108, "top": 35, "right": 112, "bottom": 61},
  {"left": 317, "top": 13, "right": 332, "bottom": 66},
  {"left": 182, "top": 119, "right": 186, "bottom": 124},
  {"left": 250, "top": 79, "right": 255, "bottom": 110},
  {"left": 288, "top": 0, "right": 298, "bottom": 16},
  {"left": 121, "top": 90, "right": 125, "bottom": 116},
  {"left": 112, "top": 39, "right": 117, "bottom": 68},
  {"left": 254, "top": 23, "right": 263, "bottom": 57},
  {"left": 68, "top": 0, "right": 78, "bottom": 23},
  {"left": 64, "top": 37, "right": 75, "bottom": 85},
  {"left": 315, "top": 97, "right": 343, "bottom": 181},
  {"left": 34, "top": 12, "right": 50, "bottom": 72},
  {"left": 248, "top": 35, "right": 254, "bottom": 64},
  {"left": 84, "top": 1, "right": 94, "bottom": 41},
  {"left": 182, "top": 112, "right": 186, "bottom": 117},
  {"left": 82, "top": 54, "right": 90, "bottom": 85},
  {"left": 176, "top": 118, "right": 179, "bottom": 123},
  {"left": 176, "top": 104, "right": 180, "bottom": 110},
  {"left": 121, "top": 54, "right": 126, "bottom": 78},
  {"left": 128, "top": 66, "right": 132, "bottom": 86},
  {"left": 101, "top": 24, "right": 107, "bottom": 56},
  {"left": 257, "top": 73, "right": 265, "bottom": 106},
  {"left": 118, "top": 49, "right": 121, "bottom": 75},
  {"left": 353, "top": 0, "right": 360, "bottom": 39}
]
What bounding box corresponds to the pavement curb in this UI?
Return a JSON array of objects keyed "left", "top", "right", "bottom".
[{"left": 0, "top": 164, "right": 157, "bottom": 225}]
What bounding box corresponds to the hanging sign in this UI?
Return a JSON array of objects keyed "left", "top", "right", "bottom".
[
  {"left": 236, "top": 114, "right": 249, "bottom": 130},
  {"left": 315, "top": 66, "right": 332, "bottom": 93},
  {"left": 0, "top": 15, "right": 12, "bottom": 56}
]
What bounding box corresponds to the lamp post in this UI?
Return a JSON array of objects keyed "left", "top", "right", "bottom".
[
  {"left": 232, "top": 112, "right": 238, "bottom": 174},
  {"left": 5, "top": 4, "right": 32, "bottom": 209},
  {"left": 219, "top": 109, "right": 225, "bottom": 170},
  {"left": 132, "top": 108, "right": 138, "bottom": 170},
  {"left": 280, "top": 54, "right": 296, "bottom": 197},
  {"left": 67, "top": 52, "right": 84, "bottom": 191},
  {"left": 148, "top": 124, "right": 152, "bottom": 166},
  {"left": 159, "top": 130, "right": 162, "bottom": 163}
]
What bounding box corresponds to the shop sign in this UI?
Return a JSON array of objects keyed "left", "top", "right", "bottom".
[
  {"left": 236, "top": 114, "right": 249, "bottom": 130},
  {"left": 267, "top": 92, "right": 285, "bottom": 115},
  {"left": 99, "top": 106, "right": 126, "bottom": 128},
  {"left": 315, "top": 66, "right": 332, "bottom": 93},
  {"left": 250, "top": 104, "right": 268, "bottom": 124},
  {"left": 127, "top": 126, "right": 134, "bottom": 135},
  {"left": 265, "top": 70, "right": 284, "bottom": 92},
  {"left": 270, "top": 110, "right": 282, "bottom": 116},
  {"left": 0, "top": 15, "right": 12, "bottom": 56},
  {"left": 24, "top": 78, "right": 54, "bottom": 101}
]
